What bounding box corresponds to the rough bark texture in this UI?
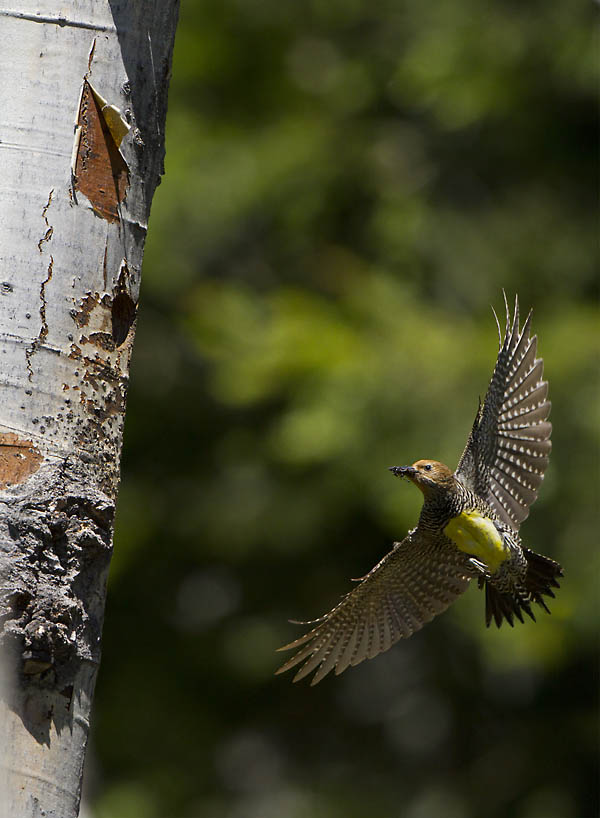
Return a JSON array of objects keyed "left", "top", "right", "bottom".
[{"left": 0, "top": 2, "right": 179, "bottom": 815}]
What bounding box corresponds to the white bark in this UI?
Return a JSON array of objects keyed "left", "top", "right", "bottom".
[{"left": 0, "top": 3, "right": 179, "bottom": 815}]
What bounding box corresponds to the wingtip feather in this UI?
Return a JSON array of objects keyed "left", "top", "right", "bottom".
[
  {"left": 491, "top": 304, "right": 502, "bottom": 348},
  {"left": 502, "top": 289, "right": 510, "bottom": 334},
  {"left": 512, "top": 293, "right": 520, "bottom": 334}
]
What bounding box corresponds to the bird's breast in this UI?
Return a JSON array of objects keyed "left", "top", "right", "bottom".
[{"left": 443, "top": 510, "right": 510, "bottom": 573}]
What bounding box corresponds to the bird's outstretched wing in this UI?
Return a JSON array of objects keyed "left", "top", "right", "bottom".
[
  {"left": 455, "top": 293, "right": 552, "bottom": 529},
  {"left": 275, "top": 530, "right": 473, "bottom": 685}
]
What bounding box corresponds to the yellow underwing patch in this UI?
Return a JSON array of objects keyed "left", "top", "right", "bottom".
[{"left": 444, "top": 510, "right": 509, "bottom": 573}]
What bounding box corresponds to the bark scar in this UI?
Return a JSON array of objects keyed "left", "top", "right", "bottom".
[
  {"left": 37, "top": 189, "right": 54, "bottom": 252},
  {"left": 102, "top": 239, "right": 108, "bottom": 291},
  {"left": 38, "top": 257, "right": 54, "bottom": 343},
  {"left": 26, "top": 192, "right": 56, "bottom": 379},
  {"left": 87, "top": 37, "right": 96, "bottom": 74},
  {"left": 25, "top": 257, "right": 54, "bottom": 381}
]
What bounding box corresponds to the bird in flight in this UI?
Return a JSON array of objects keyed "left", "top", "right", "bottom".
[{"left": 276, "top": 294, "right": 563, "bottom": 685}]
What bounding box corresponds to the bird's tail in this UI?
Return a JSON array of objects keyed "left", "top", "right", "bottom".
[{"left": 483, "top": 549, "right": 563, "bottom": 629}]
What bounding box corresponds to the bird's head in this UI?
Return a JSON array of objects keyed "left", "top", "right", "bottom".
[{"left": 389, "top": 460, "right": 456, "bottom": 496}]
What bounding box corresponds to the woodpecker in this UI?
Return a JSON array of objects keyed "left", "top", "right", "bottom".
[{"left": 276, "top": 294, "right": 563, "bottom": 685}]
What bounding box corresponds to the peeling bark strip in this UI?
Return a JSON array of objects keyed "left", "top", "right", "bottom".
[
  {"left": 0, "top": 433, "right": 42, "bottom": 488},
  {"left": 73, "top": 79, "right": 130, "bottom": 222}
]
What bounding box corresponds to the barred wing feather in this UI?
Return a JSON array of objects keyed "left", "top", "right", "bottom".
[
  {"left": 276, "top": 531, "right": 472, "bottom": 685},
  {"left": 455, "top": 294, "right": 552, "bottom": 529}
]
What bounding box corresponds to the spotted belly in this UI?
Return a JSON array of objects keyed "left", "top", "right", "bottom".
[{"left": 443, "top": 510, "right": 510, "bottom": 573}]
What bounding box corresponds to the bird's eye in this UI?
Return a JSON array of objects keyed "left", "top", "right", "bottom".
[{"left": 424, "top": 464, "right": 432, "bottom": 471}]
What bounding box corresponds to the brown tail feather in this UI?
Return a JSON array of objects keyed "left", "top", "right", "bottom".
[
  {"left": 483, "top": 549, "right": 563, "bottom": 629},
  {"left": 485, "top": 583, "right": 536, "bottom": 629},
  {"left": 523, "top": 547, "right": 564, "bottom": 611}
]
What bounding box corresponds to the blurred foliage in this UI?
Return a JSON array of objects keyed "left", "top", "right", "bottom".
[{"left": 89, "top": 2, "right": 597, "bottom": 817}]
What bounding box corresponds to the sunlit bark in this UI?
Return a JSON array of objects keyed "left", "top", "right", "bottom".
[{"left": 0, "top": 3, "right": 179, "bottom": 815}]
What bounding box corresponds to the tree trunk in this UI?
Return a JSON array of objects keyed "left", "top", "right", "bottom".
[{"left": 0, "top": 3, "right": 179, "bottom": 815}]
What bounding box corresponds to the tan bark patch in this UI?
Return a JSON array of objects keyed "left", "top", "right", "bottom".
[{"left": 0, "top": 433, "right": 43, "bottom": 488}]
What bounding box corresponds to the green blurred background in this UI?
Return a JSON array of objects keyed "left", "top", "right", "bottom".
[{"left": 87, "top": 2, "right": 597, "bottom": 817}]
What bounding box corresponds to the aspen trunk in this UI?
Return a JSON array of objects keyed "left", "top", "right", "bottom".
[{"left": 0, "top": 3, "right": 179, "bottom": 815}]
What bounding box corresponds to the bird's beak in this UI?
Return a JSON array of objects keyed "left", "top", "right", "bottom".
[{"left": 389, "top": 466, "right": 416, "bottom": 478}]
